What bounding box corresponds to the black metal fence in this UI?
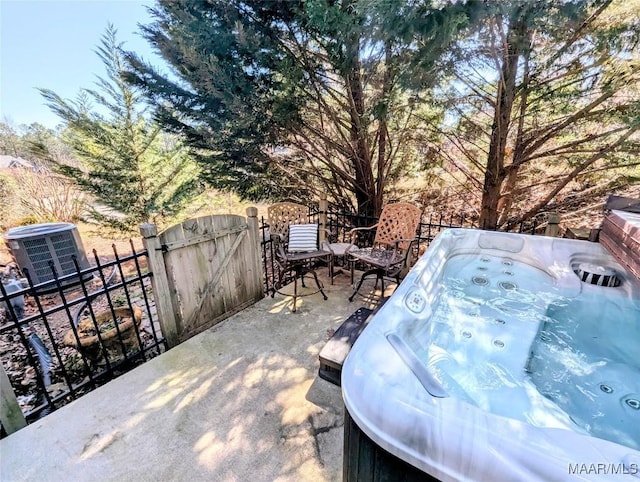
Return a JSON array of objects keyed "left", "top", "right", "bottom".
[
  {"left": 259, "top": 208, "right": 544, "bottom": 292},
  {"left": 0, "top": 242, "right": 166, "bottom": 435},
  {"left": 0, "top": 209, "right": 547, "bottom": 433}
]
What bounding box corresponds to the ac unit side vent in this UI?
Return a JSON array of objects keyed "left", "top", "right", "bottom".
[{"left": 23, "top": 238, "right": 54, "bottom": 280}]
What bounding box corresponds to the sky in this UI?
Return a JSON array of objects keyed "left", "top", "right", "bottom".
[{"left": 0, "top": 0, "right": 165, "bottom": 129}]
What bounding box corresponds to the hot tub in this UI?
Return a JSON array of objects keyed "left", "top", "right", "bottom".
[{"left": 342, "top": 228, "right": 640, "bottom": 481}]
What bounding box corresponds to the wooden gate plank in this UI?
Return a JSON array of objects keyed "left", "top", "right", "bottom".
[
  {"left": 162, "top": 216, "right": 216, "bottom": 337},
  {"left": 215, "top": 215, "right": 243, "bottom": 312},
  {"left": 182, "top": 228, "right": 247, "bottom": 330},
  {"left": 158, "top": 214, "right": 260, "bottom": 341},
  {"left": 180, "top": 216, "right": 224, "bottom": 337},
  {"left": 162, "top": 225, "right": 246, "bottom": 251}
]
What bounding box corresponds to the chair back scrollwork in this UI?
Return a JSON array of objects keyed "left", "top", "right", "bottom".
[
  {"left": 267, "top": 201, "right": 330, "bottom": 312},
  {"left": 267, "top": 202, "right": 309, "bottom": 244},
  {"left": 374, "top": 202, "right": 422, "bottom": 249}
]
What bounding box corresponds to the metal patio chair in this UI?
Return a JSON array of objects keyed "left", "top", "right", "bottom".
[
  {"left": 268, "top": 202, "right": 332, "bottom": 312},
  {"left": 347, "top": 202, "right": 422, "bottom": 302}
]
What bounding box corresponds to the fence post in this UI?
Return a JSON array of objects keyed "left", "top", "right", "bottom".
[
  {"left": 1, "top": 362, "right": 27, "bottom": 435},
  {"left": 246, "top": 207, "right": 265, "bottom": 298},
  {"left": 139, "top": 223, "right": 180, "bottom": 348},
  {"left": 545, "top": 213, "right": 561, "bottom": 237},
  {"left": 319, "top": 192, "right": 328, "bottom": 243}
]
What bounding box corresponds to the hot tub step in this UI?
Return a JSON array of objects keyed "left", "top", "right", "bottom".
[{"left": 319, "top": 307, "right": 374, "bottom": 386}]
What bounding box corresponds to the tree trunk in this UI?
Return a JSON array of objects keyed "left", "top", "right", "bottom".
[
  {"left": 345, "top": 37, "right": 376, "bottom": 219},
  {"left": 480, "top": 9, "right": 530, "bottom": 230},
  {"left": 373, "top": 41, "right": 393, "bottom": 220}
]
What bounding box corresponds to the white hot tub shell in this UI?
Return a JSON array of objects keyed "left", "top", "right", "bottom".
[{"left": 342, "top": 228, "right": 640, "bottom": 481}]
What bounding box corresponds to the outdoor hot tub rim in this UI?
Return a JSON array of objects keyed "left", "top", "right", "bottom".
[{"left": 341, "top": 228, "right": 640, "bottom": 481}]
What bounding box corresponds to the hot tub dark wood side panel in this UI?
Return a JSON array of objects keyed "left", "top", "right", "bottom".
[{"left": 344, "top": 409, "right": 439, "bottom": 482}]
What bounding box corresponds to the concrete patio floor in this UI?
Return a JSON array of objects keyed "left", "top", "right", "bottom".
[{"left": 0, "top": 270, "right": 392, "bottom": 481}]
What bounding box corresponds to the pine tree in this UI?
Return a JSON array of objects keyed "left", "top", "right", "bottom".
[
  {"left": 439, "top": 0, "right": 640, "bottom": 229},
  {"left": 39, "top": 25, "right": 202, "bottom": 232},
  {"left": 125, "top": 0, "right": 473, "bottom": 217}
]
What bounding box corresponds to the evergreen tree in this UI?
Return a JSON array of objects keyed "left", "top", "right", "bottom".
[
  {"left": 39, "top": 25, "right": 202, "bottom": 232},
  {"left": 439, "top": 0, "right": 640, "bottom": 229},
  {"left": 125, "top": 0, "right": 473, "bottom": 217}
]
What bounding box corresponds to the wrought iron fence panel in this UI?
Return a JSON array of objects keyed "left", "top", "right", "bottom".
[
  {"left": 0, "top": 242, "right": 165, "bottom": 432},
  {"left": 259, "top": 207, "right": 550, "bottom": 292}
]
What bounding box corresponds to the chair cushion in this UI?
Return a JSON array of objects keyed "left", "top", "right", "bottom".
[{"left": 288, "top": 224, "right": 318, "bottom": 252}]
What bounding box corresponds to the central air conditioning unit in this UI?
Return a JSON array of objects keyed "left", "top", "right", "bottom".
[{"left": 4, "top": 223, "right": 92, "bottom": 291}]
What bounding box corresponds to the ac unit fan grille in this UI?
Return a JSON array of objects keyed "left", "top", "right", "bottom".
[
  {"left": 22, "top": 231, "right": 78, "bottom": 281},
  {"left": 51, "top": 232, "right": 80, "bottom": 275},
  {"left": 23, "top": 238, "right": 55, "bottom": 281}
]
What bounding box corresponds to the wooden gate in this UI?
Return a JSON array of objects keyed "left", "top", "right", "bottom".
[{"left": 140, "top": 208, "right": 263, "bottom": 344}]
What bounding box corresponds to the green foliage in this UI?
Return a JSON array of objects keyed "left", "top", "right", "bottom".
[
  {"left": 125, "top": 1, "right": 281, "bottom": 196},
  {"left": 0, "top": 123, "right": 23, "bottom": 158},
  {"left": 436, "top": 0, "right": 640, "bottom": 227},
  {"left": 125, "top": 0, "right": 476, "bottom": 216},
  {"left": 39, "top": 26, "right": 202, "bottom": 232}
]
